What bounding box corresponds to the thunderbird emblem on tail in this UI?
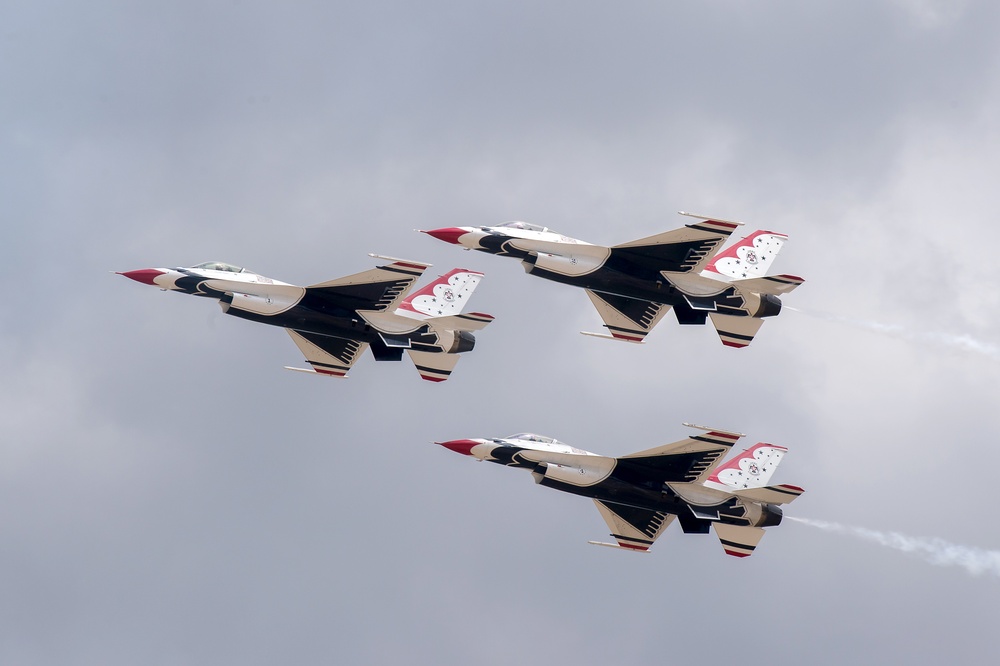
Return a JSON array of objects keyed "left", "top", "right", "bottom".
[
  {"left": 422, "top": 212, "right": 803, "bottom": 347},
  {"left": 118, "top": 255, "right": 493, "bottom": 382},
  {"left": 437, "top": 424, "right": 803, "bottom": 557}
]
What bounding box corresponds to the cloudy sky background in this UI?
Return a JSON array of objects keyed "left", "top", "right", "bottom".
[{"left": 3, "top": 1, "right": 1000, "bottom": 663}]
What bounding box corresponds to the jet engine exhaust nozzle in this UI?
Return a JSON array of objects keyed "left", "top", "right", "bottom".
[
  {"left": 756, "top": 293, "right": 782, "bottom": 318},
  {"left": 760, "top": 504, "right": 783, "bottom": 528}
]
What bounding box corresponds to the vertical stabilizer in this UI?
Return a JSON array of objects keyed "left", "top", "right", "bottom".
[
  {"left": 703, "top": 443, "right": 787, "bottom": 491},
  {"left": 395, "top": 268, "right": 484, "bottom": 320},
  {"left": 703, "top": 230, "right": 787, "bottom": 280}
]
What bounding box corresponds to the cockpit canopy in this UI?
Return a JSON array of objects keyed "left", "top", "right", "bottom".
[
  {"left": 496, "top": 221, "right": 549, "bottom": 233},
  {"left": 192, "top": 261, "right": 246, "bottom": 274},
  {"left": 507, "top": 432, "right": 557, "bottom": 445}
]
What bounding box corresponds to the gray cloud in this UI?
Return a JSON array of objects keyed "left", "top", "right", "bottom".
[{"left": 3, "top": 1, "right": 1000, "bottom": 664}]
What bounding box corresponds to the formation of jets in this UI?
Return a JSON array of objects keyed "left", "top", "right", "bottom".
[{"left": 119, "top": 212, "right": 804, "bottom": 558}]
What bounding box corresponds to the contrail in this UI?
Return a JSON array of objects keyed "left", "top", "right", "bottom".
[
  {"left": 789, "top": 517, "right": 1000, "bottom": 578},
  {"left": 785, "top": 306, "right": 1000, "bottom": 361}
]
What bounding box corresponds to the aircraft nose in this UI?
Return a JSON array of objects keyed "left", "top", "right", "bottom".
[
  {"left": 436, "top": 439, "right": 481, "bottom": 456},
  {"left": 117, "top": 269, "right": 166, "bottom": 286},
  {"left": 421, "top": 227, "right": 469, "bottom": 245}
]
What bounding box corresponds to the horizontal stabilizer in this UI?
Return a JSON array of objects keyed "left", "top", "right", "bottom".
[
  {"left": 732, "top": 274, "right": 804, "bottom": 296},
  {"left": 709, "top": 312, "right": 765, "bottom": 348},
  {"left": 422, "top": 311, "right": 495, "bottom": 332},
  {"left": 731, "top": 484, "right": 804, "bottom": 505},
  {"left": 713, "top": 523, "right": 766, "bottom": 558},
  {"left": 407, "top": 349, "right": 460, "bottom": 382}
]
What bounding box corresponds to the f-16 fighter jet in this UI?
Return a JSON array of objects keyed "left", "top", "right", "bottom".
[
  {"left": 118, "top": 255, "right": 493, "bottom": 382},
  {"left": 422, "top": 212, "right": 803, "bottom": 347},
  {"left": 438, "top": 424, "right": 803, "bottom": 557}
]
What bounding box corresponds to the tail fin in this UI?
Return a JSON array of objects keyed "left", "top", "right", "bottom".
[
  {"left": 703, "top": 230, "right": 788, "bottom": 280},
  {"left": 394, "top": 268, "right": 485, "bottom": 320},
  {"left": 703, "top": 443, "right": 787, "bottom": 491}
]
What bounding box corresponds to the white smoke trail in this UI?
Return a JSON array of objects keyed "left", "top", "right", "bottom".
[
  {"left": 789, "top": 517, "right": 1000, "bottom": 578},
  {"left": 785, "top": 306, "right": 1000, "bottom": 361}
]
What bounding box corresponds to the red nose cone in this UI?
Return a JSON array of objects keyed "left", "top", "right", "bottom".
[
  {"left": 118, "top": 269, "right": 165, "bottom": 285},
  {"left": 421, "top": 227, "right": 468, "bottom": 245},
  {"left": 436, "top": 439, "right": 480, "bottom": 456}
]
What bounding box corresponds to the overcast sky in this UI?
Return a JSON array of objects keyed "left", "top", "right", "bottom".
[{"left": 3, "top": 1, "right": 1000, "bottom": 664}]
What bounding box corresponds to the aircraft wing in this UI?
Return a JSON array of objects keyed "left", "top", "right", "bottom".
[
  {"left": 583, "top": 290, "right": 671, "bottom": 343},
  {"left": 305, "top": 257, "right": 432, "bottom": 312},
  {"left": 608, "top": 215, "right": 740, "bottom": 277},
  {"left": 591, "top": 500, "right": 676, "bottom": 552},
  {"left": 616, "top": 427, "right": 744, "bottom": 484},
  {"left": 284, "top": 330, "right": 368, "bottom": 377}
]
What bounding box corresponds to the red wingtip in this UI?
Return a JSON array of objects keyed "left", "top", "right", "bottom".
[
  {"left": 436, "top": 439, "right": 480, "bottom": 456},
  {"left": 118, "top": 269, "right": 165, "bottom": 285},
  {"left": 421, "top": 227, "right": 468, "bottom": 245}
]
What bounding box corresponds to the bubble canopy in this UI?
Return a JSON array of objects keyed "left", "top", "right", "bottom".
[
  {"left": 191, "top": 262, "right": 246, "bottom": 273},
  {"left": 507, "top": 433, "right": 557, "bottom": 444},
  {"left": 495, "top": 221, "right": 549, "bottom": 233}
]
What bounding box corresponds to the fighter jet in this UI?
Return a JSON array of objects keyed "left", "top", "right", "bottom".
[
  {"left": 437, "top": 424, "right": 803, "bottom": 557},
  {"left": 422, "top": 212, "right": 803, "bottom": 347},
  {"left": 118, "top": 255, "right": 493, "bottom": 382}
]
